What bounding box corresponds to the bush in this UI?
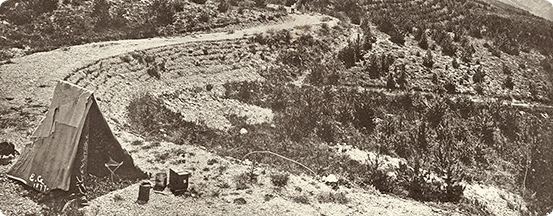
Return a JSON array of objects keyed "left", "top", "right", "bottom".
[
  {"left": 472, "top": 66, "right": 485, "bottom": 84},
  {"left": 418, "top": 32, "right": 429, "bottom": 50},
  {"left": 541, "top": 56, "right": 553, "bottom": 73},
  {"left": 149, "top": 0, "right": 178, "bottom": 25},
  {"left": 217, "top": 0, "right": 231, "bottom": 12},
  {"left": 191, "top": 0, "right": 208, "bottom": 4},
  {"left": 234, "top": 172, "right": 257, "bottom": 190},
  {"left": 441, "top": 37, "right": 457, "bottom": 57},
  {"left": 452, "top": 58, "right": 460, "bottom": 69},
  {"left": 92, "top": 0, "right": 111, "bottom": 28},
  {"left": 293, "top": 194, "right": 310, "bottom": 204},
  {"left": 445, "top": 81, "right": 456, "bottom": 94},
  {"left": 337, "top": 35, "right": 364, "bottom": 68},
  {"left": 317, "top": 192, "right": 349, "bottom": 204},
  {"left": 126, "top": 92, "right": 205, "bottom": 142},
  {"left": 386, "top": 73, "right": 396, "bottom": 89},
  {"left": 254, "top": 0, "right": 266, "bottom": 8},
  {"left": 502, "top": 63, "right": 512, "bottom": 75},
  {"left": 423, "top": 50, "right": 434, "bottom": 68},
  {"left": 365, "top": 53, "right": 395, "bottom": 79},
  {"left": 270, "top": 172, "right": 290, "bottom": 187},
  {"left": 504, "top": 76, "right": 514, "bottom": 90},
  {"left": 363, "top": 28, "right": 377, "bottom": 51},
  {"left": 389, "top": 30, "right": 405, "bottom": 46},
  {"left": 338, "top": 43, "right": 360, "bottom": 69},
  {"left": 308, "top": 58, "right": 342, "bottom": 86},
  {"left": 3, "top": 0, "right": 58, "bottom": 25}
]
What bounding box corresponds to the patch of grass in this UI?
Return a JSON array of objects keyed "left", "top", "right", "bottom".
[
  {"left": 292, "top": 194, "right": 310, "bottom": 204},
  {"left": 112, "top": 194, "right": 124, "bottom": 202},
  {"left": 131, "top": 140, "right": 143, "bottom": 146},
  {"left": 270, "top": 172, "right": 290, "bottom": 187},
  {"left": 234, "top": 172, "right": 257, "bottom": 190},
  {"left": 317, "top": 191, "right": 349, "bottom": 204},
  {"left": 141, "top": 142, "right": 161, "bottom": 150},
  {"left": 153, "top": 151, "right": 171, "bottom": 163}
]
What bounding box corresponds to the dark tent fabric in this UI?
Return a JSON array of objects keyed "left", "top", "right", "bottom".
[{"left": 7, "top": 81, "right": 144, "bottom": 193}]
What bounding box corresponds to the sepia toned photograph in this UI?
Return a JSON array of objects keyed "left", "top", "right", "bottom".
[{"left": 1, "top": 0, "right": 553, "bottom": 215}]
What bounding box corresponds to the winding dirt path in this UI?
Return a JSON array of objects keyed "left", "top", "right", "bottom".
[{"left": 0, "top": 14, "right": 328, "bottom": 110}]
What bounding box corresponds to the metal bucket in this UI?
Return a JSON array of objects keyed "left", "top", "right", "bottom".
[
  {"left": 137, "top": 181, "right": 152, "bottom": 203},
  {"left": 153, "top": 172, "right": 167, "bottom": 191}
]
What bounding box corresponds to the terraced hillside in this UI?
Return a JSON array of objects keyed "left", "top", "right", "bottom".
[
  {"left": 1, "top": 0, "right": 553, "bottom": 215},
  {"left": 64, "top": 38, "right": 271, "bottom": 131}
]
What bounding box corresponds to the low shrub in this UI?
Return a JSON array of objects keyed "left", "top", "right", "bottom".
[
  {"left": 418, "top": 32, "right": 429, "bottom": 50},
  {"left": 452, "top": 58, "right": 460, "bottom": 69},
  {"left": 191, "top": 0, "right": 208, "bottom": 4},
  {"left": 365, "top": 53, "right": 395, "bottom": 79},
  {"left": 293, "top": 194, "right": 310, "bottom": 204},
  {"left": 317, "top": 191, "right": 349, "bottom": 204},
  {"left": 441, "top": 37, "right": 457, "bottom": 57},
  {"left": 423, "top": 49, "right": 434, "bottom": 68},
  {"left": 504, "top": 76, "right": 514, "bottom": 90},
  {"left": 472, "top": 66, "right": 485, "bottom": 84},
  {"left": 270, "top": 172, "right": 290, "bottom": 187},
  {"left": 217, "top": 0, "right": 231, "bottom": 13},
  {"left": 234, "top": 172, "right": 257, "bottom": 190},
  {"left": 337, "top": 36, "right": 363, "bottom": 68}
]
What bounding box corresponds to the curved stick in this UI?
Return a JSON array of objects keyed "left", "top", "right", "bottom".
[{"left": 242, "top": 151, "right": 317, "bottom": 176}]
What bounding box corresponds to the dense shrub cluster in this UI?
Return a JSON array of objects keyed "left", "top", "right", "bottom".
[
  {"left": 338, "top": 36, "right": 363, "bottom": 69},
  {"left": 337, "top": 27, "right": 376, "bottom": 68},
  {"left": 374, "top": 18, "right": 405, "bottom": 46}
]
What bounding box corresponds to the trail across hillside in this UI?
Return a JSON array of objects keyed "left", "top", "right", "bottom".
[{"left": 0, "top": 13, "right": 327, "bottom": 110}]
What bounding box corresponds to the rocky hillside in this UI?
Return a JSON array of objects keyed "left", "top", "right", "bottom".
[
  {"left": 492, "top": 0, "right": 553, "bottom": 20},
  {"left": 1, "top": 0, "right": 553, "bottom": 215}
]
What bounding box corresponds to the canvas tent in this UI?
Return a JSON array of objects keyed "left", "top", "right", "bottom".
[{"left": 7, "top": 81, "right": 144, "bottom": 193}]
